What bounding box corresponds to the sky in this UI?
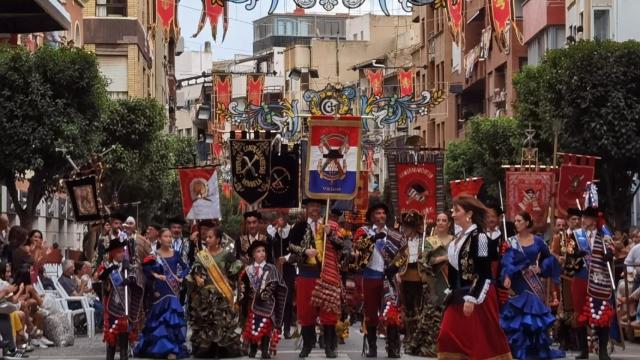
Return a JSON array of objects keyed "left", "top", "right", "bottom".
[{"left": 178, "top": 0, "right": 410, "bottom": 60}]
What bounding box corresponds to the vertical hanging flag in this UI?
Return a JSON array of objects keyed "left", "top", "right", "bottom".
[
  {"left": 556, "top": 153, "right": 596, "bottom": 219},
  {"left": 365, "top": 69, "right": 384, "bottom": 97},
  {"left": 489, "top": 0, "right": 513, "bottom": 51},
  {"left": 247, "top": 74, "right": 265, "bottom": 106},
  {"left": 306, "top": 116, "right": 361, "bottom": 200},
  {"left": 262, "top": 144, "right": 300, "bottom": 209},
  {"left": 156, "top": 0, "right": 176, "bottom": 40},
  {"left": 446, "top": 0, "right": 464, "bottom": 43},
  {"left": 398, "top": 69, "right": 414, "bottom": 97},
  {"left": 213, "top": 74, "right": 232, "bottom": 127},
  {"left": 505, "top": 170, "right": 554, "bottom": 232},
  {"left": 177, "top": 167, "right": 221, "bottom": 220},
  {"left": 192, "top": 0, "right": 228, "bottom": 41},
  {"left": 450, "top": 177, "right": 484, "bottom": 198}
]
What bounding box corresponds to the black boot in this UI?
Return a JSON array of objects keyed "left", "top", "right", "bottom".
[
  {"left": 576, "top": 327, "right": 589, "bottom": 359},
  {"left": 298, "top": 326, "right": 315, "bottom": 358},
  {"left": 118, "top": 334, "right": 129, "bottom": 360},
  {"left": 386, "top": 326, "right": 401, "bottom": 358},
  {"left": 598, "top": 327, "right": 610, "bottom": 360},
  {"left": 260, "top": 336, "right": 271, "bottom": 359},
  {"left": 106, "top": 346, "right": 116, "bottom": 360},
  {"left": 324, "top": 325, "right": 337, "bottom": 358},
  {"left": 365, "top": 326, "right": 377, "bottom": 358},
  {"left": 249, "top": 343, "right": 258, "bottom": 358}
]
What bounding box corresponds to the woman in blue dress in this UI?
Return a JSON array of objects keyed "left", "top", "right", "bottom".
[
  {"left": 134, "top": 228, "right": 190, "bottom": 359},
  {"left": 500, "top": 211, "right": 564, "bottom": 360}
]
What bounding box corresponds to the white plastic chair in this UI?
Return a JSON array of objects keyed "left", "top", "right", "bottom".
[
  {"left": 52, "top": 278, "right": 95, "bottom": 338},
  {"left": 43, "top": 263, "right": 62, "bottom": 279}
]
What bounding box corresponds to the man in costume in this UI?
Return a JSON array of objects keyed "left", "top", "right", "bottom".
[
  {"left": 353, "top": 203, "right": 403, "bottom": 358},
  {"left": 288, "top": 198, "right": 343, "bottom": 358},
  {"left": 485, "top": 204, "right": 516, "bottom": 306},
  {"left": 168, "top": 216, "right": 191, "bottom": 266},
  {"left": 122, "top": 217, "right": 152, "bottom": 265},
  {"left": 237, "top": 211, "right": 273, "bottom": 265},
  {"left": 269, "top": 213, "right": 295, "bottom": 339}
]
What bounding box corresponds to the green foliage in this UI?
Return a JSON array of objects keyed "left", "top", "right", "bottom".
[{"left": 514, "top": 40, "right": 640, "bottom": 228}]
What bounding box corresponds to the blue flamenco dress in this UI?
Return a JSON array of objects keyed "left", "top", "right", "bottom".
[
  {"left": 500, "top": 235, "right": 564, "bottom": 360},
  {"left": 134, "top": 252, "right": 190, "bottom": 359}
]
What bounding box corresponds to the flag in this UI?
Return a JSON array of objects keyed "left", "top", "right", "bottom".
[
  {"left": 177, "top": 167, "right": 221, "bottom": 220},
  {"left": 306, "top": 117, "right": 361, "bottom": 200},
  {"left": 398, "top": 69, "right": 413, "bottom": 97},
  {"left": 446, "top": 0, "right": 464, "bottom": 43},
  {"left": 192, "top": 0, "right": 228, "bottom": 41},
  {"left": 450, "top": 177, "right": 484, "bottom": 198},
  {"left": 230, "top": 139, "right": 271, "bottom": 204},
  {"left": 213, "top": 74, "right": 232, "bottom": 127},
  {"left": 247, "top": 74, "right": 265, "bottom": 106},
  {"left": 489, "top": 0, "right": 514, "bottom": 50},
  {"left": 556, "top": 153, "right": 596, "bottom": 218},
  {"left": 505, "top": 170, "right": 554, "bottom": 231},
  {"left": 262, "top": 144, "right": 300, "bottom": 209},
  {"left": 366, "top": 69, "right": 383, "bottom": 97},
  {"left": 156, "top": 0, "right": 176, "bottom": 39},
  {"left": 396, "top": 163, "right": 438, "bottom": 222}
]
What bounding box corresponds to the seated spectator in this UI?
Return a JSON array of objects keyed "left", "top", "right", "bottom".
[
  {"left": 624, "top": 228, "right": 640, "bottom": 291},
  {"left": 58, "top": 260, "right": 79, "bottom": 297}
]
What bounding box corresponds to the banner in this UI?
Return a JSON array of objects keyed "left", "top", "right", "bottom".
[
  {"left": 505, "top": 170, "right": 554, "bottom": 231},
  {"left": 306, "top": 117, "right": 361, "bottom": 200},
  {"left": 262, "top": 144, "right": 300, "bottom": 209},
  {"left": 65, "top": 175, "right": 101, "bottom": 223},
  {"left": 366, "top": 69, "right": 383, "bottom": 97},
  {"left": 192, "top": 0, "right": 228, "bottom": 41},
  {"left": 156, "top": 0, "right": 175, "bottom": 39},
  {"left": 446, "top": 0, "right": 463, "bottom": 43},
  {"left": 247, "top": 74, "right": 265, "bottom": 106},
  {"left": 177, "top": 167, "right": 221, "bottom": 220},
  {"left": 450, "top": 177, "right": 484, "bottom": 198},
  {"left": 556, "top": 153, "right": 596, "bottom": 218},
  {"left": 398, "top": 69, "right": 413, "bottom": 97},
  {"left": 230, "top": 139, "right": 271, "bottom": 204},
  {"left": 489, "top": 0, "right": 513, "bottom": 51},
  {"left": 213, "top": 74, "right": 232, "bottom": 127},
  {"left": 396, "top": 163, "right": 438, "bottom": 222},
  {"left": 354, "top": 171, "right": 369, "bottom": 211}
]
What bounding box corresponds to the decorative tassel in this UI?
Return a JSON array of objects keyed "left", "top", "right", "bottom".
[
  {"left": 269, "top": 328, "right": 281, "bottom": 355},
  {"left": 381, "top": 302, "right": 402, "bottom": 326}
]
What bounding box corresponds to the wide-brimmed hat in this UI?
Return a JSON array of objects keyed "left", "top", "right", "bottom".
[
  {"left": 567, "top": 208, "right": 582, "bottom": 218},
  {"left": 366, "top": 203, "right": 389, "bottom": 222},
  {"left": 106, "top": 238, "right": 127, "bottom": 253},
  {"left": 109, "top": 212, "right": 127, "bottom": 222},
  {"left": 582, "top": 206, "right": 598, "bottom": 218},
  {"left": 247, "top": 240, "right": 268, "bottom": 257}
]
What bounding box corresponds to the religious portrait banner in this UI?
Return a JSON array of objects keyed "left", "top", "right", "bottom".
[
  {"left": 505, "top": 170, "right": 554, "bottom": 231},
  {"left": 65, "top": 175, "right": 101, "bottom": 223},
  {"left": 556, "top": 153, "right": 596, "bottom": 218},
  {"left": 262, "top": 144, "right": 300, "bottom": 209},
  {"left": 230, "top": 139, "right": 271, "bottom": 204},
  {"left": 177, "top": 167, "right": 221, "bottom": 220}
]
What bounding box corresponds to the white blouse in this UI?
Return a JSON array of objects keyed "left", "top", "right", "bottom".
[{"left": 447, "top": 224, "right": 477, "bottom": 271}]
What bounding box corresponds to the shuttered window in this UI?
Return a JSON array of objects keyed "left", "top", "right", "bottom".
[{"left": 97, "top": 56, "right": 128, "bottom": 98}]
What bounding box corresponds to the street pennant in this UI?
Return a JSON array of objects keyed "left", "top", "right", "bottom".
[
  {"left": 505, "top": 169, "right": 554, "bottom": 232},
  {"left": 230, "top": 138, "right": 271, "bottom": 205},
  {"left": 247, "top": 74, "right": 265, "bottom": 106},
  {"left": 214, "top": 74, "right": 232, "bottom": 127},
  {"left": 489, "top": 0, "right": 513, "bottom": 51},
  {"left": 177, "top": 167, "right": 221, "bottom": 220},
  {"left": 306, "top": 116, "right": 361, "bottom": 200},
  {"left": 450, "top": 177, "right": 484, "bottom": 198},
  {"left": 156, "top": 0, "right": 176, "bottom": 40},
  {"left": 556, "top": 153, "right": 597, "bottom": 219},
  {"left": 192, "top": 0, "right": 228, "bottom": 41},
  {"left": 262, "top": 144, "right": 300, "bottom": 209},
  {"left": 366, "top": 69, "right": 384, "bottom": 97},
  {"left": 446, "top": 0, "right": 464, "bottom": 44},
  {"left": 398, "top": 69, "right": 414, "bottom": 97}
]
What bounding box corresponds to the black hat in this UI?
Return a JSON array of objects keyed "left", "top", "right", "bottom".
[
  {"left": 247, "top": 240, "right": 268, "bottom": 257},
  {"left": 197, "top": 219, "right": 217, "bottom": 229},
  {"left": 167, "top": 215, "right": 186, "bottom": 225},
  {"left": 147, "top": 223, "right": 162, "bottom": 231},
  {"left": 401, "top": 211, "right": 423, "bottom": 229},
  {"left": 302, "top": 198, "right": 325, "bottom": 206},
  {"left": 490, "top": 205, "right": 504, "bottom": 216},
  {"left": 106, "top": 238, "right": 127, "bottom": 253},
  {"left": 582, "top": 206, "right": 598, "bottom": 218},
  {"left": 109, "top": 212, "right": 127, "bottom": 222},
  {"left": 567, "top": 208, "right": 582, "bottom": 218},
  {"left": 330, "top": 209, "right": 343, "bottom": 217},
  {"left": 243, "top": 210, "right": 262, "bottom": 220},
  {"left": 366, "top": 203, "right": 389, "bottom": 222}
]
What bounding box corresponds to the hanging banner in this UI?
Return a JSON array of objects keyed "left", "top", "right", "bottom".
[
  {"left": 177, "top": 167, "right": 221, "bottom": 220},
  {"left": 450, "top": 177, "right": 484, "bottom": 198},
  {"left": 366, "top": 69, "right": 384, "bottom": 97},
  {"left": 489, "top": 0, "right": 513, "bottom": 51},
  {"left": 505, "top": 170, "right": 554, "bottom": 232},
  {"left": 65, "top": 175, "right": 102, "bottom": 223},
  {"left": 306, "top": 117, "right": 361, "bottom": 200},
  {"left": 446, "top": 0, "right": 463, "bottom": 43},
  {"left": 247, "top": 74, "right": 265, "bottom": 106},
  {"left": 398, "top": 69, "right": 414, "bottom": 97},
  {"left": 213, "top": 74, "right": 232, "bottom": 127},
  {"left": 396, "top": 163, "right": 438, "bottom": 222},
  {"left": 262, "top": 144, "right": 300, "bottom": 209},
  {"left": 156, "top": 0, "right": 176, "bottom": 39},
  {"left": 230, "top": 139, "right": 271, "bottom": 204},
  {"left": 556, "top": 153, "right": 596, "bottom": 219},
  {"left": 192, "top": 0, "right": 228, "bottom": 41}
]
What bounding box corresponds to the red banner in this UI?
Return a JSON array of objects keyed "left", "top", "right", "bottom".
[
  {"left": 490, "top": 0, "right": 512, "bottom": 34},
  {"left": 556, "top": 154, "right": 596, "bottom": 219},
  {"left": 446, "top": 0, "right": 464, "bottom": 42},
  {"left": 450, "top": 177, "right": 484, "bottom": 198},
  {"left": 213, "top": 74, "right": 232, "bottom": 127},
  {"left": 192, "top": 0, "right": 228, "bottom": 41},
  {"left": 505, "top": 171, "right": 554, "bottom": 232},
  {"left": 156, "top": 0, "right": 175, "bottom": 37},
  {"left": 396, "top": 163, "right": 437, "bottom": 223},
  {"left": 247, "top": 74, "right": 265, "bottom": 106},
  {"left": 177, "top": 167, "right": 221, "bottom": 220},
  {"left": 398, "top": 69, "right": 413, "bottom": 97},
  {"left": 366, "top": 69, "right": 383, "bottom": 97},
  {"left": 354, "top": 171, "right": 369, "bottom": 212}
]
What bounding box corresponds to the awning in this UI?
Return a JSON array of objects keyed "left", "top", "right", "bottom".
[{"left": 0, "top": 0, "right": 71, "bottom": 33}]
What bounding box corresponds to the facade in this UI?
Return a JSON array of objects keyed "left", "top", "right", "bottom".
[
  {"left": 566, "top": 0, "right": 640, "bottom": 42},
  {"left": 524, "top": 0, "right": 566, "bottom": 66}
]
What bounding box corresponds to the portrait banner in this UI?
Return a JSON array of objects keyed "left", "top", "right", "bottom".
[
  {"left": 450, "top": 177, "right": 484, "bottom": 198},
  {"left": 177, "top": 167, "right": 221, "bottom": 220},
  {"left": 230, "top": 139, "right": 271, "bottom": 204},
  {"left": 505, "top": 170, "right": 554, "bottom": 231},
  {"left": 65, "top": 175, "right": 101, "bottom": 223},
  {"left": 306, "top": 117, "right": 361, "bottom": 200},
  {"left": 556, "top": 153, "right": 596, "bottom": 218},
  {"left": 262, "top": 144, "right": 300, "bottom": 209}
]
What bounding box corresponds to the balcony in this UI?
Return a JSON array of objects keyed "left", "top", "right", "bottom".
[
  {"left": 83, "top": 17, "right": 151, "bottom": 62},
  {"left": 0, "top": 0, "right": 71, "bottom": 33}
]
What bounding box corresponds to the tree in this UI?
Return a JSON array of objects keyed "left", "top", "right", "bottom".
[
  {"left": 514, "top": 40, "right": 640, "bottom": 228},
  {"left": 0, "top": 45, "right": 107, "bottom": 229}
]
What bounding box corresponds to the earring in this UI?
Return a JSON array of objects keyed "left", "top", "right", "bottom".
[{"left": 466, "top": 217, "right": 471, "bottom": 223}]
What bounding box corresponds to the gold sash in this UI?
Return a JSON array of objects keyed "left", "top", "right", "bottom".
[
  {"left": 307, "top": 221, "right": 324, "bottom": 265},
  {"left": 198, "top": 250, "right": 235, "bottom": 306}
]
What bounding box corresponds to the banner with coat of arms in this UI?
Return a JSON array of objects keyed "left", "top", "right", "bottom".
[
  {"left": 556, "top": 153, "right": 596, "bottom": 219},
  {"left": 306, "top": 116, "right": 361, "bottom": 200},
  {"left": 177, "top": 167, "right": 221, "bottom": 220},
  {"left": 262, "top": 144, "right": 300, "bottom": 209},
  {"left": 230, "top": 139, "right": 271, "bottom": 204},
  {"left": 505, "top": 170, "right": 554, "bottom": 231}
]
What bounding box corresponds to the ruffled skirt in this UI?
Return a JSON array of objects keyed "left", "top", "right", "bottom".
[
  {"left": 134, "top": 295, "right": 189, "bottom": 359},
  {"left": 500, "top": 291, "right": 565, "bottom": 360}
]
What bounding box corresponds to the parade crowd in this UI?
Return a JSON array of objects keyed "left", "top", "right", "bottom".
[{"left": 0, "top": 194, "right": 639, "bottom": 360}]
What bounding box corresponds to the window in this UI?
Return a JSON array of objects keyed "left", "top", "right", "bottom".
[
  {"left": 97, "top": 55, "right": 128, "bottom": 98},
  {"left": 74, "top": 22, "right": 81, "bottom": 46},
  {"left": 593, "top": 9, "right": 610, "bottom": 40},
  {"left": 324, "top": 21, "right": 340, "bottom": 36},
  {"left": 96, "top": 0, "right": 127, "bottom": 17},
  {"left": 186, "top": 128, "right": 193, "bottom": 137}
]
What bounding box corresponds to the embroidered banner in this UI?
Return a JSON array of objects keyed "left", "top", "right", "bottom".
[
  {"left": 230, "top": 139, "right": 271, "bottom": 204},
  {"left": 247, "top": 74, "right": 265, "bottom": 106},
  {"left": 366, "top": 69, "right": 384, "bottom": 97},
  {"left": 306, "top": 116, "right": 361, "bottom": 200},
  {"left": 398, "top": 69, "right": 413, "bottom": 97},
  {"left": 177, "top": 167, "right": 221, "bottom": 220},
  {"left": 213, "top": 74, "right": 232, "bottom": 127},
  {"left": 396, "top": 163, "right": 438, "bottom": 222},
  {"left": 489, "top": 0, "right": 513, "bottom": 51},
  {"left": 156, "top": 0, "right": 176, "bottom": 39},
  {"left": 450, "top": 177, "right": 484, "bottom": 198},
  {"left": 65, "top": 175, "right": 101, "bottom": 223},
  {"left": 505, "top": 170, "right": 554, "bottom": 231},
  {"left": 556, "top": 153, "right": 596, "bottom": 219},
  {"left": 446, "top": 0, "right": 464, "bottom": 43},
  {"left": 262, "top": 144, "right": 300, "bottom": 209}
]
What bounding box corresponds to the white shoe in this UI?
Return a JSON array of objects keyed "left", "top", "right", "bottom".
[
  {"left": 38, "top": 337, "right": 54, "bottom": 346},
  {"left": 30, "top": 339, "right": 47, "bottom": 349}
]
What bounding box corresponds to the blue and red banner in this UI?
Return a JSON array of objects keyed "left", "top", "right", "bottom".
[{"left": 306, "top": 117, "right": 361, "bottom": 200}]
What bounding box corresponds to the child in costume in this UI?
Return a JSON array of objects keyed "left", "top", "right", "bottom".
[{"left": 239, "top": 240, "right": 288, "bottom": 359}]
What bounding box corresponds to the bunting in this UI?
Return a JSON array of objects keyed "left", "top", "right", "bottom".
[
  {"left": 398, "top": 69, "right": 414, "bottom": 97},
  {"left": 213, "top": 74, "right": 232, "bottom": 127},
  {"left": 366, "top": 69, "right": 384, "bottom": 97},
  {"left": 247, "top": 74, "right": 265, "bottom": 106},
  {"left": 156, "top": 0, "right": 176, "bottom": 40},
  {"left": 446, "top": 0, "right": 464, "bottom": 44},
  {"left": 192, "top": 0, "right": 228, "bottom": 42}
]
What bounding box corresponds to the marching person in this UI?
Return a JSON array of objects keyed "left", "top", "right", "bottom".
[
  {"left": 237, "top": 211, "right": 273, "bottom": 265},
  {"left": 168, "top": 216, "right": 191, "bottom": 266},
  {"left": 485, "top": 204, "right": 516, "bottom": 307},
  {"left": 122, "top": 216, "right": 152, "bottom": 265},
  {"left": 287, "top": 198, "right": 343, "bottom": 358},
  {"left": 437, "top": 196, "right": 512, "bottom": 360},
  {"left": 354, "top": 203, "right": 403, "bottom": 358},
  {"left": 239, "top": 240, "right": 287, "bottom": 359},
  {"left": 269, "top": 212, "right": 295, "bottom": 339},
  {"left": 500, "top": 211, "right": 563, "bottom": 359}
]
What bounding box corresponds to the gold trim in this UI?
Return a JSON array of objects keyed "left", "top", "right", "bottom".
[{"left": 198, "top": 250, "right": 235, "bottom": 306}]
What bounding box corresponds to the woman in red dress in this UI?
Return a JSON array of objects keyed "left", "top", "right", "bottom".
[{"left": 437, "top": 196, "right": 512, "bottom": 360}]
